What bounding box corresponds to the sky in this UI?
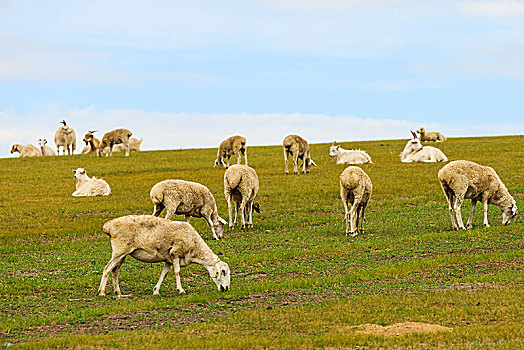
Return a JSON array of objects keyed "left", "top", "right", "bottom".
[{"left": 1, "top": 0, "right": 523, "bottom": 157}]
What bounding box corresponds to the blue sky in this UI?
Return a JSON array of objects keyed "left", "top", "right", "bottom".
[{"left": 1, "top": 0, "right": 523, "bottom": 157}]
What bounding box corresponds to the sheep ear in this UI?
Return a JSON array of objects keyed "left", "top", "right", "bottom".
[
  {"left": 410, "top": 131, "right": 417, "bottom": 139},
  {"left": 218, "top": 217, "right": 227, "bottom": 225},
  {"left": 72, "top": 169, "right": 76, "bottom": 173}
]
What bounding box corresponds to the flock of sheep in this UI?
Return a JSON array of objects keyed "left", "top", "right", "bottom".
[
  {"left": 11, "top": 124, "right": 520, "bottom": 297},
  {"left": 10, "top": 120, "right": 143, "bottom": 158}
]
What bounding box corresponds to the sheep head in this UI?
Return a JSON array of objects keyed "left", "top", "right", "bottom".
[
  {"left": 209, "top": 261, "right": 230, "bottom": 292},
  {"left": 10, "top": 144, "right": 19, "bottom": 153},
  {"left": 502, "top": 203, "right": 518, "bottom": 226},
  {"left": 38, "top": 139, "right": 47, "bottom": 147},
  {"left": 72, "top": 168, "right": 87, "bottom": 180},
  {"left": 329, "top": 144, "right": 340, "bottom": 157},
  {"left": 252, "top": 202, "right": 261, "bottom": 213}
]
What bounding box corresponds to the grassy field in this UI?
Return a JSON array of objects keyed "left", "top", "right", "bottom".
[{"left": 0, "top": 135, "right": 522, "bottom": 349}]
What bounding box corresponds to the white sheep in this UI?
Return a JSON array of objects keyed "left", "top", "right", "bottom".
[
  {"left": 54, "top": 120, "right": 76, "bottom": 155},
  {"left": 329, "top": 142, "right": 372, "bottom": 165},
  {"left": 214, "top": 135, "right": 247, "bottom": 169},
  {"left": 98, "top": 128, "right": 133, "bottom": 157},
  {"left": 283, "top": 134, "right": 317, "bottom": 174},
  {"left": 81, "top": 130, "right": 100, "bottom": 154},
  {"left": 98, "top": 215, "right": 231, "bottom": 296},
  {"left": 224, "top": 164, "right": 260, "bottom": 229},
  {"left": 150, "top": 180, "right": 227, "bottom": 240},
  {"left": 10, "top": 144, "right": 42, "bottom": 157},
  {"left": 340, "top": 166, "right": 373, "bottom": 236},
  {"left": 37, "top": 139, "right": 56, "bottom": 156},
  {"left": 72, "top": 168, "right": 111, "bottom": 197},
  {"left": 400, "top": 131, "right": 448, "bottom": 163},
  {"left": 112, "top": 137, "right": 142, "bottom": 152},
  {"left": 438, "top": 160, "right": 518, "bottom": 230},
  {"left": 417, "top": 127, "right": 446, "bottom": 142}
]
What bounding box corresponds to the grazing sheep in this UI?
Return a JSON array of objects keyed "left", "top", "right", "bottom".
[
  {"left": 54, "top": 120, "right": 76, "bottom": 155},
  {"left": 98, "top": 215, "right": 231, "bottom": 296},
  {"left": 72, "top": 168, "right": 111, "bottom": 197},
  {"left": 438, "top": 160, "right": 518, "bottom": 230},
  {"left": 10, "top": 144, "right": 42, "bottom": 157},
  {"left": 214, "top": 135, "right": 247, "bottom": 169},
  {"left": 329, "top": 142, "right": 372, "bottom": 165},
  {"left": 98, "top": 128, "right": 133, "bottom": 157},
  {"left": 400, "top": 131, "right": 448, "bottom": 163},
  {"left": 150, "top": 180, "right": 227, "bottom": 240},
  {"left": 340, "top": 166, "right": 373, "bottom": 236},
  {"left": 112, "top": 137, "right": 142, "bottom": 152},
  {"left": 37, "top": 139, "right": 55, "bottom": 156},
  {"left": 224, "top": 164, "right": 260, "bottom": 229},
  {"left": 417, "top": 127, "right": 446, "bottom": 142},
  {"left": 82, "top": 130, "right": 100, "bottom": 154},
  {"left": 283, "top": 134, "right": 317, "bottom": 174}
]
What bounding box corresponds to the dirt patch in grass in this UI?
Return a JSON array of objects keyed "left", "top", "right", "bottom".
[{"left": 347, "top": 322, "right": 452, "bottom": 336}]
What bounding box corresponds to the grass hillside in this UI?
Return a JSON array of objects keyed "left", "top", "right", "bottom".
[{"left": 0, "top": 136, "right": 522, "bottom": 349}]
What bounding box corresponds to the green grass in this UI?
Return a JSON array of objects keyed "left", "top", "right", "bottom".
[{"left": 0, "top": 136, "right": 522, "bottom": 349}]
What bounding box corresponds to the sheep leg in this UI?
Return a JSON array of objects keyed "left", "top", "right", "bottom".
[
  {"left": 173, "top": 257, "right": 186, "bottom": 294},
  {"left": 205, "top": 215, "right": 219, "bottom": 240},
  {"left": 349, "top": 195, "right": 361, "bottom": 236},
  {"left": 111, "top": 257, "right": 127, "bottom": 296},
  {"left": 243, "top": 148, "right": 248, "bottom": 166},
  {"left": 226, "top": 156, "right": 231, "bottom": 169},
  {"left": 292, "top": 153, "right": 299, "bottom": 174},
  {"left": 124, "top": 143, "right": 130, "bottom": 157},
  {"left": 185, "top": 215, "right": 191, "bottom": 223},
  {"left": 152, "top": 203, "right": 165, "bottom": 216},
  {"left": 482, "top": 199, "right": 490, "bottom": 227},
  {"left": 453, "top": 195, "right": 466, "bottom": 230},
  {"left": 239, "top": 198, "right": 248, "bottom": 229},
  {"left": 153, "top": 262, "right": 172, "bottom": 295},
  {"left": 234, "top": 202, "right": 240, "bottom": 227},
  {"left": 358, "top": 203, "right": 367, "bottom": 233},
  {"left": 98, "top": 253, "right": 127, "bottom": 296},
  {"left": 284, "top": 149, "right": 289, "bottom": 174},
  {"left": 226, "top": 193, "right": 235, "bottom": 228},
  {"left": 340, "top": 188, "right": 350, "bottom": 235},
  {"left": 443, "top": 187, "right": 458, "bottom": 230},
  {"left": 235, "top": 151, "right": 241, "bottom": 165},
  {"left": 466, "top": 199, "right": 477, "bottom": 229},
  {"left": 164, "top": 209, "right": 175, "bottom": 220}
]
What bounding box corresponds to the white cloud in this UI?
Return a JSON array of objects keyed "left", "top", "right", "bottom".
[
  {"left": 460, "top": 0, "right": 524, "bottom": 16},
  {"left": 0, "top": 34, "right": 125, "bottom": 82}
]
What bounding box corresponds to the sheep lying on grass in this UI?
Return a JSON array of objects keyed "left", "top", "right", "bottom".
[
  {"left": 283, "top": 134, "right": 316, "bottom": 174},
  {"left": 400, "top": 132, "right": 447, "bottom": 163},
  {"left": 438, "top": 160, "right": 518, "bottom": 230},
  {"left": 417, "top": 127, "right": 446, "bottom": 142},
  {"left": 82, "top": 131, "right": 100, "bottom": 154},
  {"left": 98, "top": 215, "right": 231, "bottom": 296},
  {"left": 98, "top": 128, "right": 133, "bottom": 157},
  {"left": 38, "top": 139, "right": 55, "bottom": 156},
  {"left": 340, "top": 166, "right": 373, "bottom": 236},
  {"left": 11, "top": 144, "right": 42, "bottom": 157},
  {"left": 113, "top": 137, "right": 142, "bottom": 153},
  {"left": 329, "top": 142, "right": 372, "bottom": 165},
  {"left": 54, "top": 120, "right": 76, "bottom": 155},
  {"left": 224, "top": 164, "right": 260, "bottom": 229},
  {"left": 72, "top": 168, "right": 111, "bottom": 197},
  {"left": 150, "top": 180, "right": 227, "bottom": 240},
  {"left": 214, "top": 135, "right": 247, "bottom": 169}
]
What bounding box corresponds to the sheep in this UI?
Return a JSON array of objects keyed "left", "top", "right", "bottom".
[
  {"left": 37, "top": 139, "right": 56, "bottom": 156},
  {"left": 329, "top": 142, "right": 372, "bottom": 165},
  {"left": 72, "top": 168, "right": 111, "bottom": 197},
  {"left": 98, "top": 128, "right": 133, "bottom": 157},
  {"left": 214, "top": 135, "right": 247, "bottom": 169},
  {"left": 10, "top": 144, "right": 42, "bottom": 157},
  {"left": 283, "top": 134, "right": 317, "bottom": 175},
  {"left": 112, "top": 137, "right": 142, "bottom": 152},
  {"left": 417, "top": 127, "right": 446, "bottom": 142},
  {"left": 340, "top": 166, "right": 373, "bottom": 236},
  {"left": 224, "top": 164, "right": 260, "bottom": 229},
  {"left": 81, "top": 130, "right": 100, "bottom": 154},
  {"left": 98, "top": 215, "right": 231, "bottom": 296},
  {"left": 150, "top": 180, "right": 227, "bottom": 240},
  {"left": 400, "top": 131, "right": 448, "bottom": 163},
  {"left": 54, "top": 120, "right": 76, "bottom": 155},
  {"left": 438, "top": 160, "right": 518, "bottom": 230}
]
